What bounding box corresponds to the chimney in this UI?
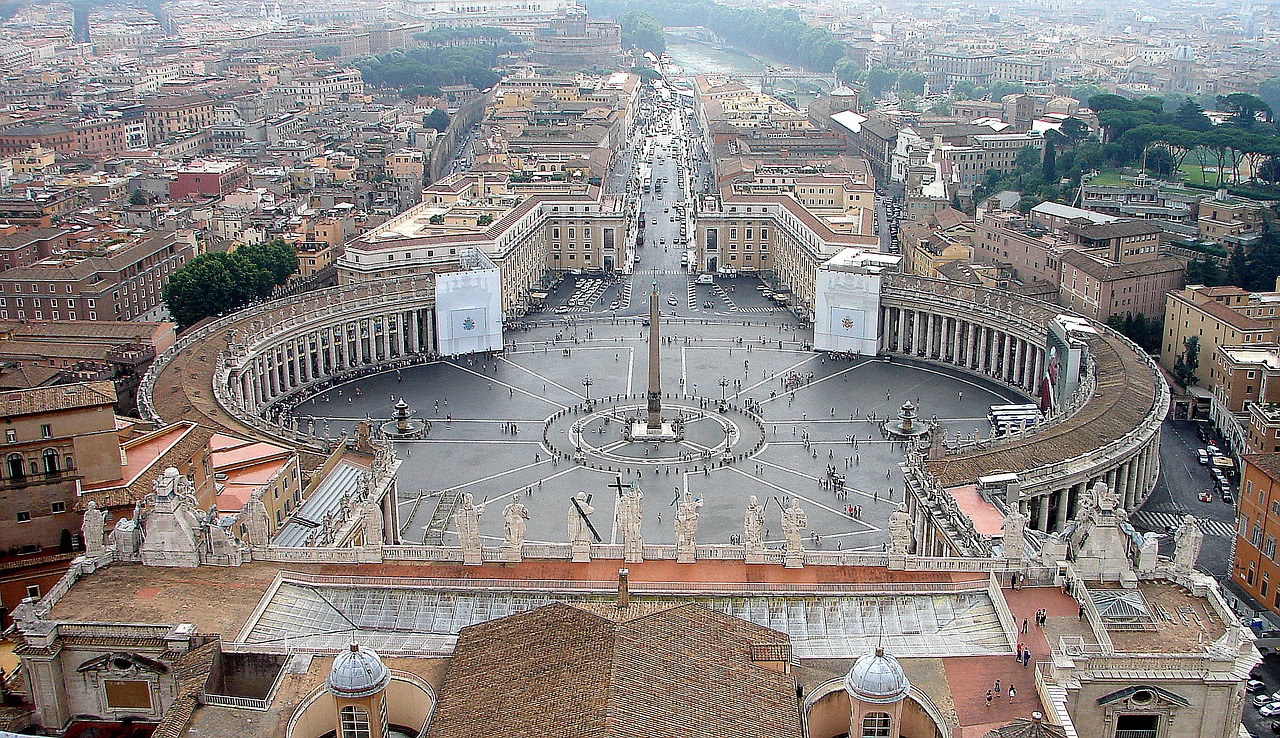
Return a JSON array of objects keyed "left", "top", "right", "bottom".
[{"left": 617, "top": 568, "right": 629, "bottom": 608}]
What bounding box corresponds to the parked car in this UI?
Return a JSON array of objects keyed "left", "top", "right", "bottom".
[
  {"left": 1256, "top": 694, "right": 1275, "bottom": 707},
  {"left": 1248, "top": 679, "right": 1267, "bottom": 693},
  {"left": 1223, "top": 490, "right": 1236, "bottom": 505},
  {"left": 1199, "top": 491, "right": 1214, "bottom": 503},
  {"left": 1260, "top": 701, "right": 1280, "bottom": 717},
  {"left": 1198, "top": 449, "right": 1210, "bottom": 464},
  {"left": 554, "top": 305, "right": 570, "bottom": 314}
]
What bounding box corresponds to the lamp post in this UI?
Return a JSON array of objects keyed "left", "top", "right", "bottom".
[
  {"left": 719, "top": 376, "right": 729, "bottom": 401},
  {"left": 582, "top": 375, "right": 594, "bottom": 404}
]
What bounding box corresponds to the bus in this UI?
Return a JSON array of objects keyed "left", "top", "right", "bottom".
[{"left": 988, "top": 404, "right": 1042, "bottom": 436}]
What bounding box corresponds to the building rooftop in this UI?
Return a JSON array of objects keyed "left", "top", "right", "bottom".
[{"left": 0, "top": 379, "right": 115, "bottom": 418}]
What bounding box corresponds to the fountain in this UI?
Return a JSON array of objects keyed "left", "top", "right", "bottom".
[
  {"left": 882, "top": 401, "right": 932, "bottom": 440},
  {"left": 382, "top": 399, "right": 426, "bottom": 438}
]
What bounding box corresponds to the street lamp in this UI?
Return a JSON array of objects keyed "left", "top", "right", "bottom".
[
  {"left": 582, "top": 375, "right": 594, "bottom": 403},
  {"left": 719, "top": 376, "right": 729, "bottom": 400}
]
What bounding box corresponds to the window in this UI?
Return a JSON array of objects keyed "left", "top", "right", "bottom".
[
  {"left": 51, "top": 501, "right": 65, "bottom": 514},
  {"left": 25, "top": 584, "right": 39, "bottom": 599},
  {"left": 16, "top": 511, "right": 29, "bottom": 522},
  {"left": 40, "top": 424, "right": 51, "bottom": 439},
  {"left": 42, "top": 448, "right": 58, "bottom": 473},
  {"left": 862, "top": 712, "right": 892, "bottom": 738},
  {"left": 4, "top": 429, "right": 13, "bottom": 444},
  {"left": 340, "top": 706, "right": 371, "bottom": 738},
  {"left": 6, "top": 452, "right": 22, "bottom": 478}
]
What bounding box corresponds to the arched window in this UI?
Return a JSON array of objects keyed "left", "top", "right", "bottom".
[
  {"left": 862, "top": 712, "right": 892, "bottom": 738},
  {"left": 42, "top": 449, "right": 58, "bottom": 473},
  {"left": 339, "top": 705, "right": 371, "bottom": 738},
  {"left": 6, "top": 453, "right": 23, "bottom": 479}
]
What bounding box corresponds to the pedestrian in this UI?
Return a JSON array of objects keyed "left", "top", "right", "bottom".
[
  {"left": 1016, "top": 642, "right": 1023, "bottom": 661},
  {"left": 1022, "top": 650, "right": 1031, "bottom": 668},
  {"left": 1078, "top": 603, "right": 1085, "bottom": 620},
  {"left": 1021, "top": 617, "right": 1028, "bottom": 634},
  {"left": 994, "top": 679, "right": 1000, "bottom": 693},
  {"left": 985, "top": 690, "right": 993, "bottom": 707},
  {"left": 1008, "top": 685, "right": 1016, "bottom": 702}
]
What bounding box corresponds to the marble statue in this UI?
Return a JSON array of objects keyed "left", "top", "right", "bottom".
[
  {"left": 618, "top": 484, "right": 644, "bottom": 563},
  {"left": 82, "top": 501, "right": 106, "bottom": 558},
  {"left": 1173, "top": 514, "right": 1204, "bottom": 573},
  {"left": 502, "top": 501, "right": 529, "bottom": 550},
  {"left": 782, "top": 501, "right": 807, "bottom": 568},
  {"left": 674, "top": 493, "right": 703, "bottom": 563},
  {"left": 454, "top": 493, "right": 483, "bottom": 566},
  {"left": 243, "top": 495, "right": 270, "bottom": 548},
  {"left": 363, "top": 497, "right": 385, "bottom": 548},
  {"left": 568, "top": 491, "right": 595, "bottom": 562},
  {"left": 888, "top": 503, "right": 912, "bottom": 557},
  {"left": 1137, "top": 531, "right": 1161, "bottom": 573},
  {"left": 743, "top": 496, "right": 766, "bottom": 563},
  {"left": 1001, "top": 508, "right": 1027, "bottom": 561}
]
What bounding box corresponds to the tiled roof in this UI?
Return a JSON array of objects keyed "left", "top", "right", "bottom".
[
  {"left": 152, "top": 639, "right": 219, "bottom": 738},
  {"left": 927, "top": 329, "right": 1157, "bottom": 487},
  {"left": 426, "top": 602, "right": 800, "bottom": 738},
  {"left": 0, "top": 380, "right": 115, "bottom": 417}
]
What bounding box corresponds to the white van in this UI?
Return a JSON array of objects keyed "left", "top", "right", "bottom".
[{"left": 696, "top": 274, "right": 714, "bottom": 285}]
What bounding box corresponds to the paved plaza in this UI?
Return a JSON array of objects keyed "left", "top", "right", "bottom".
[{"left": 296, "top": 317, "right": 1027, "bottom": 552}]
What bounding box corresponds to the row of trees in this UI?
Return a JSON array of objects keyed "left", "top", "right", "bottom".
[
  {"left": 356, "top": 38, "right": 524, "bottom": 97},
  {"left": 586, "top": 0, "right": 854, "bottom": 75},
  {"left": 162, "top": 240, "right": 298, "bottom": 329}
]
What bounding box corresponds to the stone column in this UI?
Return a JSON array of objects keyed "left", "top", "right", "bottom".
[
  {"left": 896, "top": 308, "right": 906, "bottom": 353},
  {"left": 968, "top": 323, "right": 980, "bottom": 368},
  {"left": 1055, "top": 487, "right": 1070, "bottom": 530},
  {"left": 1037, "top": 495, "right": 1051, "bottom": 532},
  {"left": 1002, "top": 333, "right": 1013, "bottom": 383}
]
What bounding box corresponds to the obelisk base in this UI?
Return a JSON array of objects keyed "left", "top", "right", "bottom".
[{"left": 627, "top": 420, "right": 680, "bottom": 441}]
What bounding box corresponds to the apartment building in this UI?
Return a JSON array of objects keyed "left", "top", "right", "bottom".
[
  {"left": 143, "top": 94, "right": 216, "bottom": 145},
  {"left": 169, "top": 159, "right": 250, "bottom": 200},
  {"left": 0, "top": 118, "right": 132, "bottom": 158},
  {"left": 0, "top": 229, "right": 196, "bottom": 322},
  {"left": 0, "top": 381, "right": 118, "bottom": 622},
  {"left": 1058, "top": 249, "right": 1185, "bottom": 322},
  {"left": 1234, "top": 454, "right": 1280, "bottom": 617}
]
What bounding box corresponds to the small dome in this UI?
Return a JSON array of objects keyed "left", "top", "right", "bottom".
[
  {"left": 844, "top": 647, "right": 911, "bottom": 704},
  {"left": 327, "top": 643, "right": 391, "bottom": 698}
]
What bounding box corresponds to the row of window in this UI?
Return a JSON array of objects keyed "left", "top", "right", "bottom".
[
  {"left": 5, "top": 450, "right": 70, "bottom": 478},
  {"left": 4, "top": 425, "right": 52, "bottom": 443},
  {"left": 14, "top": 501, "right": 67, "bottom": 521}
]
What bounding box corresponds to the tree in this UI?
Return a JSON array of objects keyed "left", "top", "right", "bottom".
[
  {"left": 162, "top": 241, "right": 297, "bottom": 329},
  {"left": 1185, "top": 256, "right": 1221, "bottom": 286},
  {"left": 1041, "top": 138, "right": 1057, "bottom": 181},
  {"left": 833, "top": 57, "right": 861, "bottom": 85},
  {"left": 618, "top": 11, "right": 666, "bottom": 54},
  {"left": 1058, "top": 117, "right": 1092, "bottom": 145},
  {"left": 1217, "top": 93, "right": 1274, "bottom": 127},
  {"left": 312, "top": 45, "right": 341, "bottom": 61},
  {"left": 423, "top": 109, "right": 449, "bottom": 132},
  {"left": 128, "top": 188, "right": 148, "bottom": 206},
  {"left": 1173, "top": 335, "right": 1201, "bottom": 388},
  {"left": 1172, "top": 97, "right": 1212, "bottom": 132},
  {"left": 1260, "top": 78, "right": 1280, "bottom": 121},
  {"left": 1260, "top": 157, "right": 1280, "bottom": 185},
  {"left": 898, "top": 71, "right": 926, "bottom": 95},
  {"left": 1015, "top": 145, "right": 1041, "bottom": 173}
]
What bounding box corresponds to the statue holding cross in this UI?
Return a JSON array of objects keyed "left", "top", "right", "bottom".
[
  {"left": 612, "top": 477, "right": 644, "bottom": 564},
  {"left": 568, "top": 491, "right": 597, "bottom": 562}
]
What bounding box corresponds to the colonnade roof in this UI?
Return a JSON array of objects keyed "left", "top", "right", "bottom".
[{"left": 926, "top": 329, "right": 1159, "bottom": 488}]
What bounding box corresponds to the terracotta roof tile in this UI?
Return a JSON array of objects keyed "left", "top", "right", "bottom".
[{"left": 426, "top": 602, "right": 800, "bottom": 738}]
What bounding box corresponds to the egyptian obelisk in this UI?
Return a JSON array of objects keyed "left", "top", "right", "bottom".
[{"left": 646, "top": 281, "right": 663, "bottom": 431}]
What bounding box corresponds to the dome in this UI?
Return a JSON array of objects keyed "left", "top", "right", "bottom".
[
  {"left": 327, "top": 643, "right": 391, "bottom": 698},
  {"left": 844, "top": 647, "right": 911, "bottom": 704}
]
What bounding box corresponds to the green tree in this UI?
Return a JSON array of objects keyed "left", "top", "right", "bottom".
[
  {"left": 1015, "top": 145, "right": 1041, "bottom": 173},
  {"left": 312, "top": 45, "right": 341, "bottom": 60},
  {"left": 898, "top": 71, "right": 926, "bottom": 95},
  {"left": 833, "top": 57, "right": 861, "bottom": 85},
  {"left": 128, "top": 188, "right": 148, "bottom": 206},
  {"left": 1185, "top": 256, "right": 1221, "bottom": 286},
  {"left": 423, "top": 109, "right": 449, "bottom": 131},
  {"left": 1217, "top": 93, "right": 1274, "bottom": 127},
  {"left": 618, "top": 11, "right": 666, "bottom": 53},
  {"left": 1173, "top": 335, "right": 1201, "bottom": 388},
  {"left": 1172, "top": 97, "right": 1212, "bottom": 132},
  {"left": 162, "top": 241, "right": 298, "bottom": 329},
  {"left": 1260, "top": 78, "right": 1280, "bottom": 121},
  {"left": 1041, "top": 138, "right": 1057, "bottom": 181}
]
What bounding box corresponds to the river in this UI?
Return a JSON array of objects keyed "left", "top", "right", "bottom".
[{"left": 664, "top": 39, "right": 820, "bottom": 108}]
